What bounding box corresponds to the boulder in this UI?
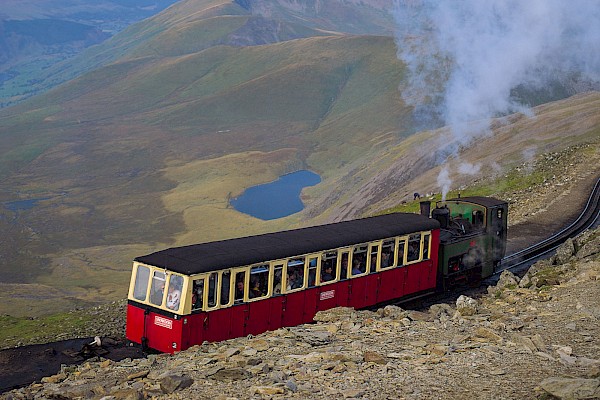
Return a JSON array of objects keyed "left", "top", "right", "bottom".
[
  {"left": 577, "top": 234, "right": 600, "bottom": 260},
  {"left": 540, "top": 377, "right": 600, "bottom": 399},
  {"left": 313, "top": 307, "right": 355, "bottom": 323},
  {"left": 497, "top": 270, "right": 520, "bottom": 289},
  {"left": 159, "top": 373, "right": 194, "bottom": 393},
  {"left": 382, "top": 305, "right": 409, "bottom": 319},
  {"left": 456, "top": 295, "right": 478, "bottom": 316},
  {"left": 554, "top": 238, "right": 576, "bottom": 265}
]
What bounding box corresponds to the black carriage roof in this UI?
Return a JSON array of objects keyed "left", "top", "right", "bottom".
[
  {"left": 135, "top": 213, "right": 440, "bottom": 275},
  {"left": 444, "top": 196, "right": 507, "bottom": 208}
]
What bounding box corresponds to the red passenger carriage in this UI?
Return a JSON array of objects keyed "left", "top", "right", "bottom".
[{"left": 126, "top": 213, "right": 440, "bottom": 353}]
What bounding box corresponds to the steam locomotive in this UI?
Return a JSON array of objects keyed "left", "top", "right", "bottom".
[{"left": 126, "top": 196, "right": 507, "bottom": 353}]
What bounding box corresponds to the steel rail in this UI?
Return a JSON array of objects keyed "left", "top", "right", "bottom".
[{"left": 495, "top": 176, "right": 600, "bottom": 274}]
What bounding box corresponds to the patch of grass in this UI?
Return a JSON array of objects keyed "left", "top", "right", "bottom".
[
  {"left": 381, "top": 141, "right": 597, "bottom": 215},
  {"left": 0, "top": 312, "right": 94, "bottom": 348}
]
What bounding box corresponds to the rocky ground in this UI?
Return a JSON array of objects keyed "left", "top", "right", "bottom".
[{"left": 2, "top": 228, "right": 599, "bottom": 400}]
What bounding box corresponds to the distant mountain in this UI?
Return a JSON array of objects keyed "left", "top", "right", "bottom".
[
  {"left": 0, "top": 0, "right": 181, "bottom": 107},
  {"left": 0, "top": 19, "right": 109, "bottom": 66},
  {"left": 1, "top": 0, "right": 397, "bottom": 108},
  {"left": 0, "top": 1, "right": 182, "bottom": 32}
]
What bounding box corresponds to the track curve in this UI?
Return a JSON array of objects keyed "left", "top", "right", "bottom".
[{"left": 497, "top": 176, "right": 600, "bottom": 274}]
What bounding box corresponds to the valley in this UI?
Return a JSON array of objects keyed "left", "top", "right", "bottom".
[{"left": 0, "top": 0, "right": 598, "bottom": 321}]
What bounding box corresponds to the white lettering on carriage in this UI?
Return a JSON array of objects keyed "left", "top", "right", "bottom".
[
  {"left": 155, "top": 315, "right": 173, "bottom": 329},
  {"left": 320, "top": 290, "right": 335, "bottom": 300}
]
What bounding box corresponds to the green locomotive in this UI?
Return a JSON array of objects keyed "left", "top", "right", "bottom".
[{"left": 424, "top": 196, "right": 508, "bottom": 288}]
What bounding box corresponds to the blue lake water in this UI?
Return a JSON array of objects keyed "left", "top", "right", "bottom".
[
  {"left": 231, "top": 170, "right": 321, "bottom": 220},
  {"left": 4, "top": 198, "right": 50, "bottom": 212}
]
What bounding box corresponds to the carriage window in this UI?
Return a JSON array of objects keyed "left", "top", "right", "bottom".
[
  {"left": 286, "top": 257, "right": 305, "bottom": 291},
  {"left": 272, "top": 263, "right": 284, "bottom": 294},
  {"left": 381, "top": 240, "right": 395, "bottom": 269},
  {"left": 320, "top": 252, "right": 336, "bottom": 284},
  {"left": 339, "top": 251, "right": 350, "bottom": 279},
  {"left": 352, "top": 246, "right": 367, "bottom": 276},
  {"left": 221, "top": 271, "right": 231, "bottom": 306},
  {"left": 369, "top": 244, "right": 380, "bottom": 273},
  {"left": 207, "top": 272, "right": 218, "bottom": 308},
  {"left": 133, "top": 265, "right": 150, "bottom": 301},
  {"left": 166, "top": 274, "right": 183, "bottom": 311},
  {"left": 398, "top": 237, "right": 406, "bottom": 266},
  {"left": 249, "top": 265, "right": 270, "bottom": 299},
  {"left": 149, "top": 271, "right": 166, "bottom": 306},
  {"left": 407, "top": 234, "right": 421, "bottom": 262},
  {"left": 234, "top": 271, "right": 247, "bottom": 303},
  {"left": 422, "top": 233, "right": 431, "bottom": 260},
  {"left": 308, "top": 257, "right": 318, "bottom": 287},
  {"left": 192, "top": 278, "right": 204, "bottom": 310}
]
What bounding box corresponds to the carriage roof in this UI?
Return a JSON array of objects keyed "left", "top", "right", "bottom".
[{"left": 135, "top": 213, "right": 440, "bottom": 275}]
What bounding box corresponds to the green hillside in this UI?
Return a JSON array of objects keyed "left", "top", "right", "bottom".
[
  {"left": 3, "top": 0, "right": 396, "bottom": 109},
  {"left": 0, "top": 0, "right": 597, "bottom": 320},
  {"left": 0, "top": 32, "right": 409, "bottom": 315}
]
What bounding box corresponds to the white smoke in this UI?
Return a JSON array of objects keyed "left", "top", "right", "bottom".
[
  {"left": 457, "top": 162, "right": 481, "bottom": 176},
  {"left": 394, "top": 0, "right": 600, "bottom": 194},
  {"left": 437, "top": 165, "right": 451, "bottom": 200}
]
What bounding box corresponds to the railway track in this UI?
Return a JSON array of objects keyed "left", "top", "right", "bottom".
[
  {"left": 494, "top": 176, "right": 600, "bottom": 276},
  {"left": 398, "top": 176, "right": 600, "bottom": 310}
]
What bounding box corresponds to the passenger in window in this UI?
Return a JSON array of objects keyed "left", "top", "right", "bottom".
[
  {"left": 321, "top": 264, "right": 334, "bottom": 282},
  {"left": 273, "top": 270, "right": 283, "bottom": 294},
  {"left": 249, "top": 277, "right": 262, "bottom": 298},
  {"left": 308, "top": 269, "right": 316, "bottom": 287},
  {"left": 235, "top": 280, "right": 245, "bottom": 302},
  {"left": 192, "top": 281, "right": 203, "bottom": 309},
  {"left": 370, "top": 254, "right": 377, "bottom": 273},
  {"left": 287, "top": 270, "right": 302, "bottom": 290},
  {"left": 258, "top": 275, "right": 268, "bottom": 296},
  {"left": 150, "top": 281, "right": 165, "bottom": 304},
  {"left": 381, "top": 250, "right": 391, "bottom": 268},
  {"left": 352, "top": 259, "right": 362, "bottom": 275},
  {"left": 340, "top": 254, "right": 349, "bottom": 278},
  {"left": 166, "top": 283, "right": 181, "bottom": 310},
  {"left": 355, "top": 254, "right": 366, "bottom": 273},
  {"left": 408, "top": 242, "right": 419, "bottom": 260}
]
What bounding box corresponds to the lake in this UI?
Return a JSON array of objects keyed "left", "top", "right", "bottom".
[
  {"left": 230, "top": 170, "right": 321, "bottom": 220},
  {"left": 4, "top": 197, "right": 51, "bottom": 212}
]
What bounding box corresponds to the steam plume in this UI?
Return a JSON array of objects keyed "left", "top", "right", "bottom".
[{"left": 394, "top": 0, "right": 600, "bottom": 197}]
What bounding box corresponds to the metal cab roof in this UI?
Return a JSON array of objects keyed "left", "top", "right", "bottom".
[
  {"left": 135, "top": 213, "right": 440, "bottom": 275},
  {"left": 443, "top": 196, "right": 507, "bottom": 208}
]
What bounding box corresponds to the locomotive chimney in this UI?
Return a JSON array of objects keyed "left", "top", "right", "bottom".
[
  {"left": 432, "top": 206, "right": 450, "bottom": 229},
  {"left": 419, "top": 201, "right": 431, "bottom": 217}
]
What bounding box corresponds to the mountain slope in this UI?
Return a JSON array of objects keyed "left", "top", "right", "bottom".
[
  {"left": 1, "top": 0, "right": 396, "bottom": 108},
  {"left": 0, "top": 0, "right": 597, "bottom": 319},
  {"left": 0, "top": 0, "right": 181, "bottom": 107},
  {"left": 0, "top": 34, "right": 407, "bottom": 308}
]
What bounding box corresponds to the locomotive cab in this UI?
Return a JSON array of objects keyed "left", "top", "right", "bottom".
[{"left": 430, "top": 196, "right": 508, "bottom": 288}]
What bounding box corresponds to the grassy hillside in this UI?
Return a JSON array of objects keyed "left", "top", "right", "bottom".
[
  {"left": 0, "top": 34, "right": 409, "bottom": 316},
  {"left": 1, "top": 0, "right": 396, "bottom": 109},
  {"left": 0, "top": 0, "right": 597, "bottom": 320}
]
